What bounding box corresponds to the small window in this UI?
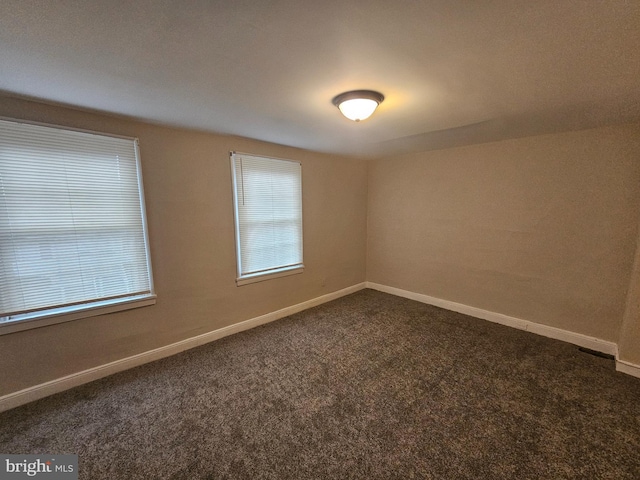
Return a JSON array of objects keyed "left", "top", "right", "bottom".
[
  {"left": 0, "top": 118, "right": 155, "bottom": 334},
  {"left": 230, "top": 152, "right": 303, "bottom": 286}
]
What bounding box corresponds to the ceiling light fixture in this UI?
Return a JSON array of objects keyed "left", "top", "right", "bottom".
[{"left": 332, "top": 90, "right": 384, "bottom": 122}]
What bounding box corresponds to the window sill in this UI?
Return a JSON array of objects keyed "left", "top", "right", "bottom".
[
  {"left": 236, "top": 266, "right": 304, "bottom": 286},
  {"left": 0, "top": 294, "right": 157, "bottom": 336}
]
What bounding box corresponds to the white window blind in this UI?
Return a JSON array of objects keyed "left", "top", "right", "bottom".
[
  {"left": 0, "top": 118, "right": 155, "bottom": 329},
  {"left": 230, "top": 152, "right": 303, "bottom": 285}
]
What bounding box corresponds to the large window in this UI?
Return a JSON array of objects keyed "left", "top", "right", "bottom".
[
  {"left": 230, "top": 152, "right": 303, "bottom": 286},
  {"left": 0, "top": 118, "right": 155, "bottom": 334}
]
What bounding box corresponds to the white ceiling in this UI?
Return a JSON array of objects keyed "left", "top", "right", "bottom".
[{"left": 0, "top": 0, "right": 638, "bottom": 157}]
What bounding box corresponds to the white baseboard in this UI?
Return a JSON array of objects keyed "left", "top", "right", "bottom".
[
  {"left": 616, "top": 359, "right": 640, "bottom": 378},
  {"left": 0, "top": 282, "right": 366, "bottom": 413},
  {"left": 366, "top": 282, "right": 619, "bottom": 356}
]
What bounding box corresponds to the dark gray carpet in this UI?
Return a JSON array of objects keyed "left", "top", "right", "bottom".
[{"left": 1, "top": 289, "right": 639, "bottom": 479}]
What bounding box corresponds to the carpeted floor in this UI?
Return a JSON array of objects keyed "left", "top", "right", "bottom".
[{"left": 1, "top": 289, "right": 639, "bottom": 479}]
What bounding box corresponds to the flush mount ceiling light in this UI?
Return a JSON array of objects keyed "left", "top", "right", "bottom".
[{"left": 332, "top": 90, "right": 384, "bottom": 122}]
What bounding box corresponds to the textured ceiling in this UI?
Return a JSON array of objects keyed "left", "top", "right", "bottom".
[{"left": 0, "top": 0, "right": 638, "bottom": 157}]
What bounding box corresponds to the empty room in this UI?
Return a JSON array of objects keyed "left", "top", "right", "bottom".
[{"left": 1, "top": 1, "right": 639, "bottom": 478}]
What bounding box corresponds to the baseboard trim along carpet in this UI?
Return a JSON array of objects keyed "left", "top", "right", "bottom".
[
  {"left": 616, "top": 359, "right": 640, "bottom": 379},
  {"left": 365, "top": 282, "right": 619, "bottom": 357},
  {"left": 0, "top": 282, "right": 367, "bottom": 413}
]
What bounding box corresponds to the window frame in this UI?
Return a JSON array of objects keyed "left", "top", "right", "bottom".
[
  {"left": 230, "top": 151, "right": 304, "bottom": 286},
  {"left": 0, "top": 117, "right": 156, "bottom": 335}
]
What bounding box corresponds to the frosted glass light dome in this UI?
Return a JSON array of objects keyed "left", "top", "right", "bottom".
[{"left": 332, "top": 90, "right": 384, "bottom": 122}]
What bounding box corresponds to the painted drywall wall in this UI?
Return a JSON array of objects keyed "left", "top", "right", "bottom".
[
  {"left": 619, "top": 221, "right": 640, "bottom": 366},
  {"left": 367, "top": 124, "right": 640, "bottom": 343},
  {"left": 0, "top": 96, "right": 368, "bottom": 396}
]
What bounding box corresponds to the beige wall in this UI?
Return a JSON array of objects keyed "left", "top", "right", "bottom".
[
  {"left": 2, "top": 95, "right": 640, "bottom": 399},
  {"left": 619, "top": 222, "right": 640, "bottom": 365},
  {"left": 367, "top": 124, "right": 640, "bottom": 343},
  {"left": 0, "top": 96, "right": 368, "bottom": 395}
]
